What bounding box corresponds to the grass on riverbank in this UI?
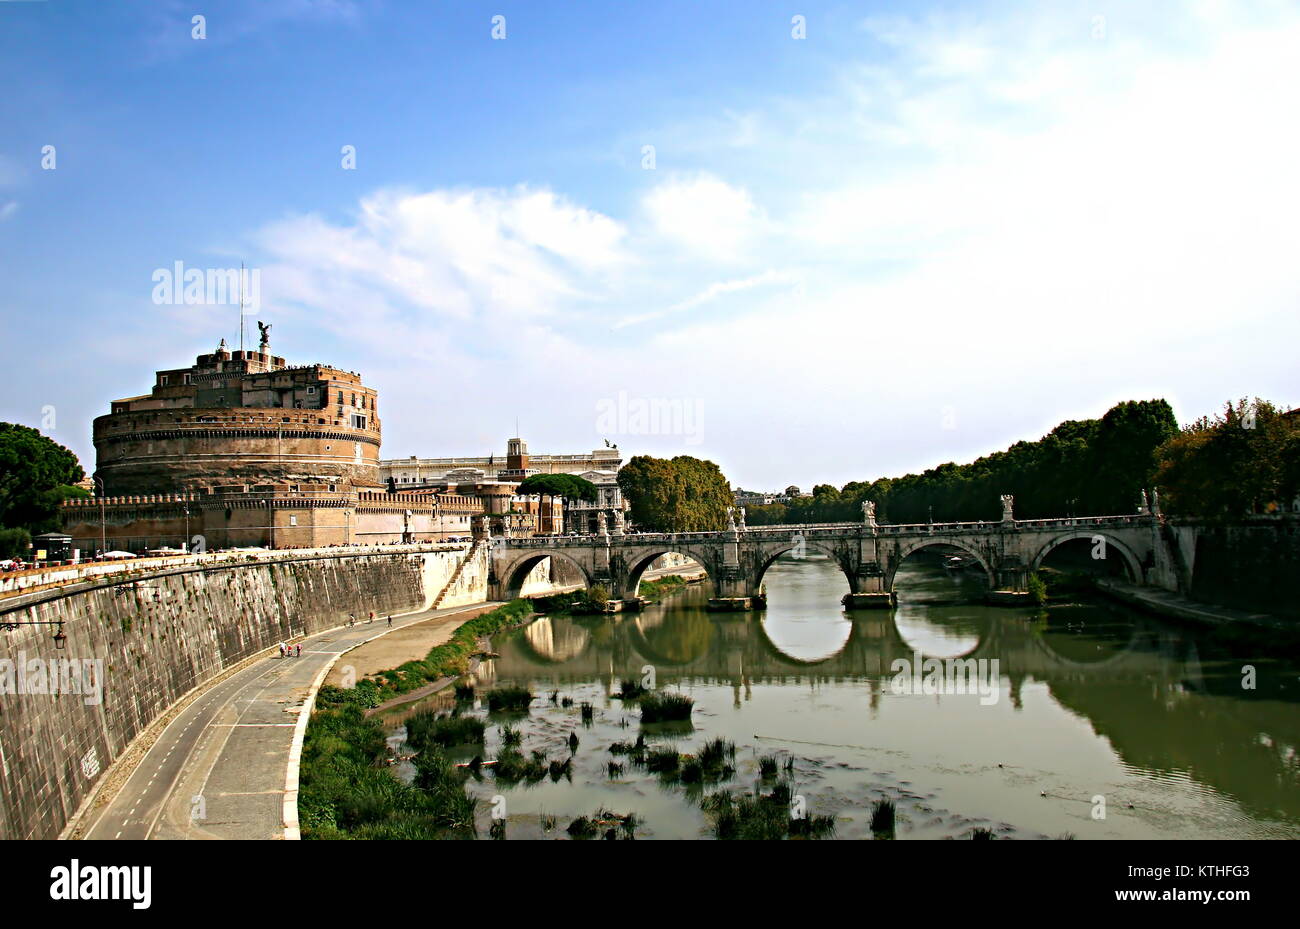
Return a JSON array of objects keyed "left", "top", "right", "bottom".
[
  {"left": 639, "top": 574, "right": 688, "bottom": 602},
  {"left": 301, "top": 580, "right": 697, "bottom": 839},
  {"left": 315, "top": 598, "right": 537, "bottom": 710},
  {"left": 301, "top": 597, "right": 543, "bottom": 839},
  {"left": 297, "top": 703, "right": 477, "bottom": 840}
]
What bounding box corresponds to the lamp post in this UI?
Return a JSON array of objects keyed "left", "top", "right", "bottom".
[
  {"left": 1, "top": 620, "right": 68, "bottom": 649},
  {"left": 92, "top": 475, "right": 106, "bottom": 557}
]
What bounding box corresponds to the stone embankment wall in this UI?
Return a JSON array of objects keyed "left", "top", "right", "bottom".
[
  {"left": 1165, "top": 519, "right": 1300, "bottom": 619},
  {"left": 0, "top": 545, "right": 573, "bottom": 840}
]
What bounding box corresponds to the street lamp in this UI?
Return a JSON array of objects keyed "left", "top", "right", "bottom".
[
  {"left": 92, "top": 475, "right": 107, "bottom": 557},
  {"left": 1, "top": 619, "right": 68, "bottom": 649}
]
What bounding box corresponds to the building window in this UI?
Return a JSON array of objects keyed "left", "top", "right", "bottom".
[
  {"left": 351, "top": 414, "right": 367, "bottom": 429},
  {"left": 159, "top": 375, "right": 169, "bottom": 386},
  {"left": 289, "top": 515, "right": 298, "bottom": 526}
]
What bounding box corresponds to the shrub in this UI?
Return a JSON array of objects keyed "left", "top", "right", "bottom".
[
  {"left": 404, "top": 711, "right": 485, "bottom": 749},
  {"left": 870, "top": 798, "right": 896, "bottom": 837},
  {"left": 639, "top": 691, "right": 694, "bottom": 723},
  {"left": 1027, "top": 572, "right": 1048, "bottom": 606},
  {"left": 486, "top": 685, "right": 533, "bottom": 712},
  {"left": 0, "top": 527, "right": 31, "bottom": 560}
]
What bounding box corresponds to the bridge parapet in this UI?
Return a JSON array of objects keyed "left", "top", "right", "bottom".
[{"left": 488, "top": 511, "right": 1164, "bottom": 609}]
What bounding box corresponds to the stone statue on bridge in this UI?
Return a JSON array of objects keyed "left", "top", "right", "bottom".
[
  {"left": 736, "top": 507, "right": 746, "bottom": 530},
  {"left": 861, "top": 499, "right": 877, "bottom": 527},
  {"left": 1138, "top": 489, "right": 1150, "bottom": 515},
  {"left": 1151, "top": 488, "right": 1161, "bottom": 517},
  {"left": 726, "top": 507, "right": 737, "bottom": 532},
  {"left": 1000, "top": 494, "right": 1015, "bottom": 522},
  {"left": 597, "top": 511, "right": 609, "bottom": 537},
  {"left": 612, "top": 508, "right": 625, "bottom": 535}
]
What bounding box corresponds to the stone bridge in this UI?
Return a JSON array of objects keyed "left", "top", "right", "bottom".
[{"left": 488, "top": 506, "right": 1169, "bottom": 610}]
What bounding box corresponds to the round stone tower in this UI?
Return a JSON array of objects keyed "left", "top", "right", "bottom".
[{"left": 92, "top": 338, "right": 383, "bottom": 494}]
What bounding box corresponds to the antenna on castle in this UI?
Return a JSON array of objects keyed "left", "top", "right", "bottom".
[{"left": 238, "top": 262, "right": 246, "bottom": 354}]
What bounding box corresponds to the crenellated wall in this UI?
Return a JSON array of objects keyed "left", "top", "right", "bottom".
[{"left": 0, "top": 545, "right": 574, "bottom": 840}]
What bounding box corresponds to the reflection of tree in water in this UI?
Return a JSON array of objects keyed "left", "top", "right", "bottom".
[
  {"left": 634, "top": 609, "right": 715, "bottom": 665},
  {"left": 492, "top": 574, "right": 1300, "bottom": 828},
  {"left": 1034, "top": 602, "right": 1140, "bottom": 664},
  {"left": 1047, "top": 670, "right": 1300, "bottom": 828}
]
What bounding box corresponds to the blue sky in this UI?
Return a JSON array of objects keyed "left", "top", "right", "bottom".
[{"left": 2, "top": 0, "right": 1298, "bottom": 490}]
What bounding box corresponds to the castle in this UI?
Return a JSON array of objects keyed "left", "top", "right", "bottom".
[{"left": 61, "top": 333, "right": 627, "bottom": 553}]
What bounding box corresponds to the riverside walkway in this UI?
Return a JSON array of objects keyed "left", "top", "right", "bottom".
[{"left": 76, "top": 600, "right": 499, "bottom": 841}]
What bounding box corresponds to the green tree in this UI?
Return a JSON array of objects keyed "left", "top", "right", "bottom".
[
  {"left": 1156, "top": 399, "right": 1299, "bottom": 518},
  {"left": 617, "top": 455, "right": 732, "bottom": 532},
  {"left": 0, "top": 527, "right": 31, "bottom": 560},
  {"left": 728, "top": 399, "right": 1181, "bottom": 526},
  {"left": 0, "top": 423, "right": 88, "bottom": 534},
  {"left": 514, "top": 473, "right": 598, "bottom": 531}
]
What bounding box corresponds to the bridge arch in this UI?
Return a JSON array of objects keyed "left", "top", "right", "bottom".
[
  {"left": 889, "top": 538, "right": 995, "bottom": 590},
  {"left": 622, "top": 546, "right": 711, "bottom": 597},
  {"left": 495, "top": 550, "right": 594, "bottom": 600},
  {"left": 753, "top": 540, "right": 857, "bottom": 596},
  {"left": 1030, "top": 530, "right": 1143, "bottom": 582}
]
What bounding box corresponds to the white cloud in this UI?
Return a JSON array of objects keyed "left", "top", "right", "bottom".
[
  {"left": 614, "top": 269, "right": 802, "bottom": 329},
  {"left": 640, "top": 174, "right": 768, "bottom": 262},
  {"left": 244, "top": 1, "right": 1300, "bottom": 487}
]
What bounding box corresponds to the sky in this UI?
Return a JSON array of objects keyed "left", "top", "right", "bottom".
[{"left": 1, "top": 0, "right": 1297, "bottom": 491}]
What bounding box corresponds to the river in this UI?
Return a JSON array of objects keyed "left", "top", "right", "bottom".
[{"left": 385, "top": 553, "right": 1300, "bottom": 839}]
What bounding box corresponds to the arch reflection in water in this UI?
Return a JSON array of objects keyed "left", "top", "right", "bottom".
[{"left": 467, "top": 556, "right": 1300, "bottom": 837}]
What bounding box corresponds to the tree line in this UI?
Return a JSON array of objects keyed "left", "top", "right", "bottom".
[
  {"left": 741, "top": 398, "right": 1298, "bottom": 527},
  {"left": 744, "top": 400, "right": 1180, "bottom": 526}
]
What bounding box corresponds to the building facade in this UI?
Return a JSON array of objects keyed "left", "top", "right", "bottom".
[
  {"left": 93, "top": 337, "right": 382, "bottom": 495},
  {"left": 380, "top": 437, "right": 628, "bottom": 535},
  {"left": 60, "top": 335, "right": 629, "bottom": 554}
]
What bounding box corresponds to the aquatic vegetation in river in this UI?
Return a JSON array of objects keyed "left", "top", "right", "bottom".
[
  {"left": 702, "top": 782, "right": 835, "bottom": 840},
  {"left": 639, "top": 691, "right": 694, "bottom": 723},
  {"left": 486, "top": 685, "right": 533, "bottom": 712},
  {"left": 645, "top": 747, "right": 681, "bottom": 774},
  {"left": 614, "top": 678, "right": 647, "bottom": 699},
  {"left": 567, "top": 808, "right": 639, "bottom": 840},
  {"left": 405, "top": 711, "right": 485, "bottom": 749},
  {"left": 870, "top": 798, "right": 897, "bottom": 838}
]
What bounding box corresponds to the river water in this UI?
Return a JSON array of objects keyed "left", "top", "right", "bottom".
[{"left": 387, "top": 554, "right": 1300, "bottom": 839}]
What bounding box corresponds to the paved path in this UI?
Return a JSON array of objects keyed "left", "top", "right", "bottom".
[
  {"left": 1095, "top": 578, "right": 1288, "bottom": 630},
  {"left": 82, "top": 600, "right": 499, "bottom": 840}
]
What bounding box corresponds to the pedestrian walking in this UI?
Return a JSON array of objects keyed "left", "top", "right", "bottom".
[
  {"left": 368, "top": 611, "right": 375, "bottom": 624},
  {"left": 348, "top": 612, "right": 356, "bottom": 627},
  {"left": 295, "top": 644, "right": 301, "bottom": 657},
  {"left": 387, "top": 615, "right": 392, "bottom": 627},
  {"left": 278, "top": 643, "right": 286, "bottom": 659}
]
